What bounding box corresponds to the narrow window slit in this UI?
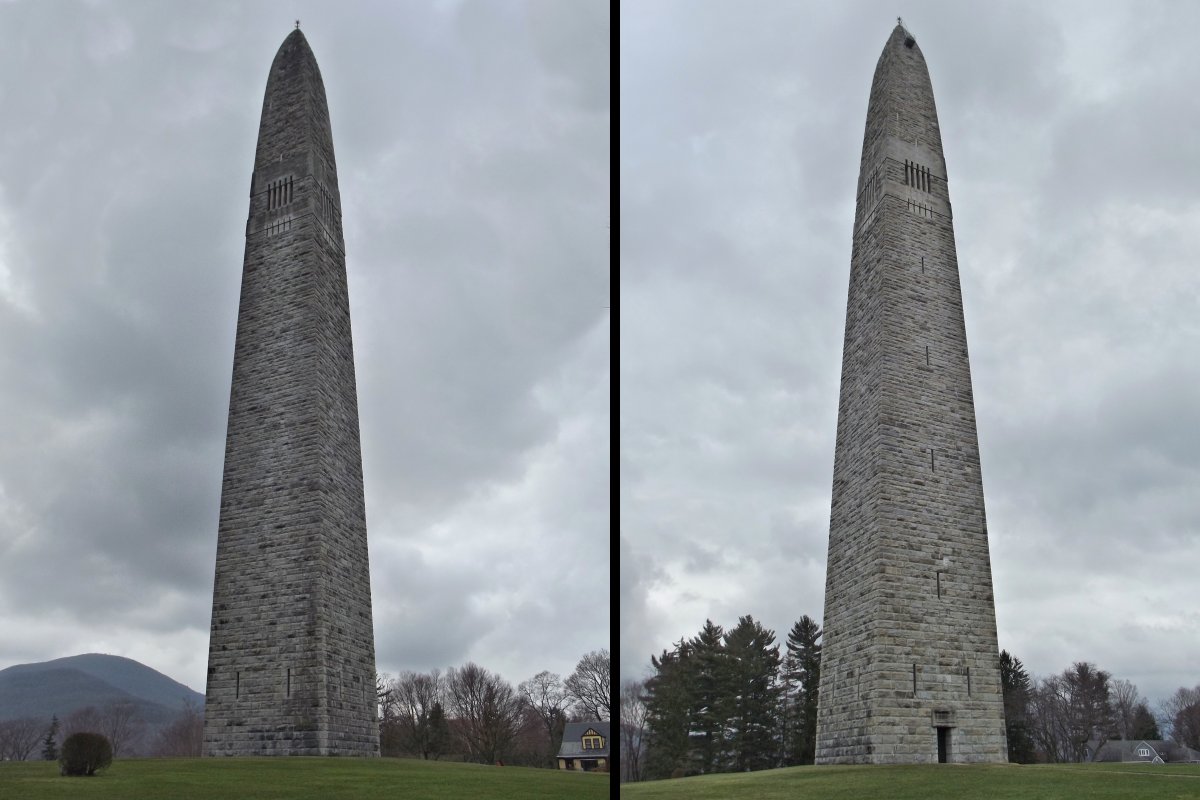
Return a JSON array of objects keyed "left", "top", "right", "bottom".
[
  {"left": 913, "top": 664, "right": 918, "bottom": 694},
  {"left": 236, "top": 671, "right": 240, "bottom": 699},
  {"left": 936, "top": 571, "right": 942, "bottom": 597},
  {"left": 926, "top": 346, "right": 930, "bottom": 366},
  {"left": 930, "top": 448, "right": 935, "bottom": 472},
  {"left": 967, "top": 667, "right": 972, "bottom": 696},
  {"left": 287, "top": 668, "right": 291, "bottom": 697}
]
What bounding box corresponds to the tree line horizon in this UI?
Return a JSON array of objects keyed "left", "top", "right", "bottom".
[
  {"left": 0, "top": 648, "right": 610, "bottom": 769},
  {"left": 619, "top": 614, "right": 1200, "bottom": 782}
]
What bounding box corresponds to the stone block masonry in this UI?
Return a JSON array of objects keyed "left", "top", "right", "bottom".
[
  {"left": 203, "top": 29, "right": 379, "bottom": 757},
  {"left": 814, "top": 24, "right": 1007, "bottom": 765}
]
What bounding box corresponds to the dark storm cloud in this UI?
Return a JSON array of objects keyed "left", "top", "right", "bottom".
[
  {"left": 621, "top": 1, "right": 1200, "bottom": 704},
  {"left": 0, "top": 0, "right": 608, "bottom": 693}
]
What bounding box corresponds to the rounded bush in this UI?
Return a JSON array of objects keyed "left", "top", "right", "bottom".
[{"left": 59, "top": 731, "right": 113, "bottom": 776}]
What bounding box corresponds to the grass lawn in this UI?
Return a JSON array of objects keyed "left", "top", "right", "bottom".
[
  {"left": 619, "top": 763, "right": 1200, "bottom": 800},
  {"left": 0, "top": 756, "right": 610, "bottom": 799}
]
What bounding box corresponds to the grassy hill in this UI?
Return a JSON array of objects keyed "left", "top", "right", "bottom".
[
  {"left": 0, "top": 756, "right": 610, "bottom": 799},
  {"left": 619, "top": 763, "right": 1200, "bottom": 800}
]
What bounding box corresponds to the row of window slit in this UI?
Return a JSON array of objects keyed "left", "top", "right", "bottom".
[
  {"left": 315, "top": 181, "right": 340, "bottom": 236},
  {"left": 267, "top": 217, "right": 293, "bottom": 237},
  {"left": 858, "top": 159, "right": 934, "bottom": 220},
  {"left": 907, "top": 198, "right": 933, "bottom": 218},
  {"left": 258, "top": 177, "right": 343, "bottom": 244},
  {"left": 904, "top": 159, "right": 932, "bottom": 193},
  {"left": 267, "top": 176, "right": 294, "bottom": 210},
  {"left": 863, "top": 167, "right": 881, "bottom": 210}
]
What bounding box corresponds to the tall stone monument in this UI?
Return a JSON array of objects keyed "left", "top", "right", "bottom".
[
  {"left": 814, "top": 24, "right": 1007, "bottom": 764},
  {"left": 203, "top": 28, "right": 379, "bottom": 757}
]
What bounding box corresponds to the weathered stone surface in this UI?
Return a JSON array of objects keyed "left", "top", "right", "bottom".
[
  {"left": 202, "top": 29, "right": 379, "bottom": 757},
  {"left": 814, "top": 25, "right": 1007, "bottom": 765}
]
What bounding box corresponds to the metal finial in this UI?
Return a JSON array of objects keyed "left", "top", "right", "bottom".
[
  {"left": 295, "top": 19, "right": 300, "bottom": 30},
  {"left": 897, "top": 16, "right": 903, "bottom": 27}
]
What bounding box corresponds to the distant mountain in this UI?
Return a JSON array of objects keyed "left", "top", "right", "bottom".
[{"left": 0, "top": 653, "right": 204, "bottom": 723}]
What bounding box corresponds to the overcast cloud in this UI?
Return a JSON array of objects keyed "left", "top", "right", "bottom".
[
  {"left": 621, "top": 0, "right": 1200, "bottom": 707},
  {"left": 0, "top": 0, "right": 610, "bottom": 694}
]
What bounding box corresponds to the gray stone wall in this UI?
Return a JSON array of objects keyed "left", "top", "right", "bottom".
[
  {"left": 815, "top": 26, "right": 1007, "bottom": 765},
  {"left": 203, "top": 30, "right": 379, "bottom": 757}
]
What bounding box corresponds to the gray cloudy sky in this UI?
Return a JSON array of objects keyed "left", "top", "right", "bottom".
[
  {"left": 0, "top": 0, "right": 609, "bottom": 694},
  {"left": 621, "top": 0, "right": 1200, "bottom": 707}
]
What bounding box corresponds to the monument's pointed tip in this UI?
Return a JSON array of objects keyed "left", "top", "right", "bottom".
[
  {"left": 257, "top": 19, "right": 333, "bottom": 175},
  {"left": 282, "top": 26, "right": 310, "bottom": 48},
  {"left": 889, "top": 17, "right": 916, "bottom": 46}
]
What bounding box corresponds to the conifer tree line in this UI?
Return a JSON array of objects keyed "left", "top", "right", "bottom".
[
  {"left": 620, "top": 614, "right": 821, "bottom": 782},
  {"left": 999, "top": 651, "right": 1199, "bottom": 763},
  {"left": 619, "top": 627, "right": 1200, "bottom": 779}
]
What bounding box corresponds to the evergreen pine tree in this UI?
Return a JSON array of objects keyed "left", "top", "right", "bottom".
[
  {"left": 722, "top": 615, "right": 782, "bottom": 772},
  {"left": 999, "top": 650, "right": 1037, "bottom": 763},
  {"left": 427, "top": 702, "right": 451, "bottom": 760},
  {"left": 777, "top": 650, "right": 795, "bottom": 766},
  {"left": 688, "top": 620, "right": 727, "bottom": 773},
  {"left": 1129, "top": 702, "right": 1161, "bottom": 740},
  {"left": 785, "top": 615, "right": 822, "bottom": 764},
  {"left": 643, "top": 638, "right": 696, "bottom": 778},
  {"left": 41, "top": 715, "right": 60, "bottom": 761}
]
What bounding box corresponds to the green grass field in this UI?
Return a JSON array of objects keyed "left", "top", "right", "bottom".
[
  {"left": 620, "top": 763, "right": 1200, "bottom": 800},
  {"left": 0, "top": 756, "right": 610, "bottom": 799}
]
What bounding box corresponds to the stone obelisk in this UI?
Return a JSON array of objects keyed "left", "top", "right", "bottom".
[
  {"left": 203, "top": 28, "right": 379, "bottom": 757},
  {"left": 814, "top": 24, "right": 1007, "bottom": 764}
]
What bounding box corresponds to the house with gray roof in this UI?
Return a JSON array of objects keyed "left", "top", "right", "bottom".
[
  {"left": 1087, "top": 739, "right": 1200, "bottom": 763},
  {"left": 557, "top": 720, "right": 610, "bottom": 772}
]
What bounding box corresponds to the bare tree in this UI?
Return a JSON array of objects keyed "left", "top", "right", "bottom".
[
  {"left": 389, "top": 670, "right": 446, "bottom": 759},
  {"left": 565, "top": 649, "right": 610, "bottom": 721},
  {"left": 62, "top": 706, "right": 103, "bottom": 739},
  {"left": 446, "top": 662, "right": 526, "bottom": 764},
  {"left": 1159, "top": 685, "right": 1200, "bottom": 744},
  {"left": 1027, "top": 663, "right": 1114, "bottom": 762},
  {"left": 619, "top": 679, "right": 648, "bottom": 782},
  {"left": 1174, "top": 703, "right": 1200, "bottom": 750},
  {"left": 1028, "top": 676, "right": 1068, "bottom": 762},
  {"left": 0, "top": 717, "right": 46, "bottom": 761},
  {"left": 505, "top": 703, "right": 553, "bottom": 767},
  {"left": 518, "top": 671, "right": 571, "bottom": 766},
  {"left": 152, "top": 702, "right": 204, "bottom": 757},
  {"left": 376, "top": 673, "right": 392, "bottom": 724},
  {"left": 1109, "top": 679, "right": 1141, "bottom": 740},
  {"left": 101, "top": 700, "right": 144, "bottom": 757}
]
